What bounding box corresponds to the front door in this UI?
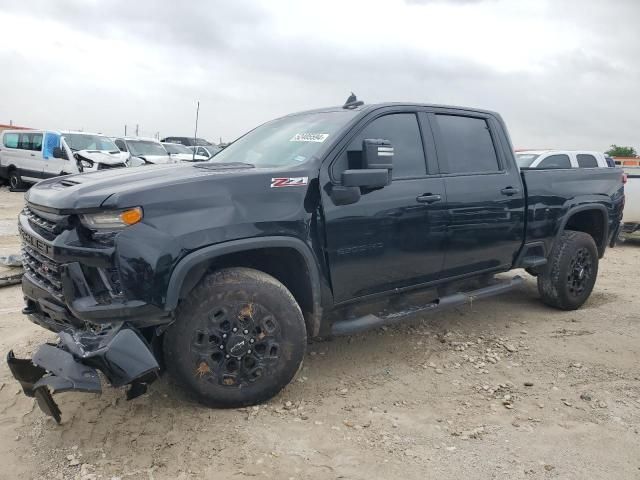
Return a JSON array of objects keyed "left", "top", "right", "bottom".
[
  {"left": 321, "top": 110, "right": 448, "bottom": 303},
  {"left": 429, "top": 111, "right": 525, "bottom": 278}
]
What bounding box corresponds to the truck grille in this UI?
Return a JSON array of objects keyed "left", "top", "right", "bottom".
[
  {"left": 23, "top": 206, "right": 67, "bottom": 240},
  {"left": 21, "top": 245, "right": 63, "bottom": 300}
]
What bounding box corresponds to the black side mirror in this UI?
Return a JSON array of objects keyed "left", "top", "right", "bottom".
[
  {"left": 362, "top": 138, "right": 393, "bottom": 170},
  {"left": 342, "top": 169, "right": 390, "bottom": 188},
  {"left": 52, "top": 147, "right": 66, "bottom": 159}
]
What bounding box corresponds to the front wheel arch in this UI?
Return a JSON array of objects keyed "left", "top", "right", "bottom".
[{"left": 164, "top": 237, "right": 325, "bottom": 337}]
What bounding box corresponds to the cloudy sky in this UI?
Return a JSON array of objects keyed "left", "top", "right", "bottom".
[{"left": 0, "top": 0, "right": 637, "bottom": 150}]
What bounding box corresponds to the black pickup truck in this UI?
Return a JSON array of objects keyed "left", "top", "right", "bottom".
[{"left": 8, "top": 100, "right": 625, "bottom": 422}]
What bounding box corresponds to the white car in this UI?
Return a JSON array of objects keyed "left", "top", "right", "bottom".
[
  {"left": 113, "top": 137, "right": 173, "bottom": 165},
  {"left": 189, "top": 144, "right": 222, "bottom": 159},
  {"left": 0, "top": 130, "right": 127, "bottom": 189},
  {"left": 622, "top": 167, "right": 640, "bottom": 237},
  {"left": 162, "top": 142, "right": 208, "bottom": 162},
  {"left": 516, "top": 150, "right": 609, "bottom": 169}
]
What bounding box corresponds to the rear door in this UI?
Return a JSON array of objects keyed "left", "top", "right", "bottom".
[
  {"left": 321, "top": 108, "right": 448, "bottom": 303},
  {"left": 17, "top": 132, "right": 45, "bottom": 182},
  {"left": 430, "top": 111, "right": 525, "bottom": 278}
]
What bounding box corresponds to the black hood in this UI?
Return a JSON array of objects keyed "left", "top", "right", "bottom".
[{"left": 26, "top": 163, "right": 263, "bottom": 212}]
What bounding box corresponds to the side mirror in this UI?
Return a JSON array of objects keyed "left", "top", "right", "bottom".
[
  {"left": 52, "top": 147, "right": 66, "bottom": 159},
  {"left": 362, "top": 138, "right": 393, "bottom": 170},
  {"left": 342, "top": 169, "right": 390, "bottom": 188},
  {"left": 127, "top": 156, "right": 147, "bottom": 167}
]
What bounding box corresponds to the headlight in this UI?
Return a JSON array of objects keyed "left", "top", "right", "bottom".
[
  {"left": 80, "top": 207, "right": 143, "bottom": 229},
  {"left": 80, "top": 159, "right": 94, "bottom": 168}
]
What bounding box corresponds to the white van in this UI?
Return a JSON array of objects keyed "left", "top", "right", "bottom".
[
  {"left": 0, "top": 130, "right": 127, "bottom": 189},
  {"left": 515, "top": 150, "right": 609, "bottom": 169}
]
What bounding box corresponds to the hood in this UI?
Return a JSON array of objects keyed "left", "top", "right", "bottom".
[
  {"left": 25, "top": 162, "right": 269, "bottom": 211},
  {"left": 75, "top": 150, "right": 126, "bottom": 165}
]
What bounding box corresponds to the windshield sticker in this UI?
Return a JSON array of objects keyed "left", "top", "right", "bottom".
[
  {"left": 271, "top": 177, "right": 309, "bottom": 188},
  {"left": 289, "top": 133, "right": 329, "bottom": 143}
]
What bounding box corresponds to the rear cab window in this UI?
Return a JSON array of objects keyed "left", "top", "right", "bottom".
[
  {"left": 576, "top": 154, "right": 598, "bottom": 168},
  {"left": 434, "top": 114, "right": 501, "bottom": 174}
]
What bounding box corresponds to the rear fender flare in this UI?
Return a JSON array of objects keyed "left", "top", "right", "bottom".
[{"left": 554, "top": 204, "right": 609, "bottom": 255}]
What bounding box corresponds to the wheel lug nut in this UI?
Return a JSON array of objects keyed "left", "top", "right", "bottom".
[
  {"left": 250, "top": 339, "right": 255, "bottom": 343},
  {"left": 247, "top": 349, "right": 251, "bottom": 354},
  {"left": 225, "top": 354, "right": 230, "bottom": 359},
  {"left": 232, "top": 327, "right": 238, "bottom": 332},
  {"left": 222, "top": 334, "right": 227, "bottom": 338},
  {"left": 243, "top": 329, "right": 249, "bottom": 334},
  {"left": 219, "top": 345, "right": 224, "bottom": 349}
]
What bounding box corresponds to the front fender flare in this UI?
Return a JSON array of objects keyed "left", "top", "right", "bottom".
[{"left": 163, "top": 236, "right": 324, "bottom": 335}]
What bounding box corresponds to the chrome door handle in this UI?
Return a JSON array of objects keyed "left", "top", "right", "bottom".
[
  {"left": 416, "top": 194, "right": 442, "bottom": 204},
  {"left": 500, "top": 187, "right": 520, "bottom": 196}
]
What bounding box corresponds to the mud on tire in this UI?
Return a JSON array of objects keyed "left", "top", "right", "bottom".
[
  {"left": 163, "top": 267, "right": 306, "bottom": 408},
  {"left": 537, "top": 230, "right": 599, "bottom": 310}
]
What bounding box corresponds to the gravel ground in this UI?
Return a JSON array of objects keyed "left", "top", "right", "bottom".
[{"left": 0, "top": 185, "right": 639, "bottom": 480}]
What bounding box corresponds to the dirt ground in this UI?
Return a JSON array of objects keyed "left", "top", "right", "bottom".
[{"left": 0, "top": 185, "right": 639, "bottom": 480}]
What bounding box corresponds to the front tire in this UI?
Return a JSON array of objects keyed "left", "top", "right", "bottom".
[
  {"left": 163, "top": 267, "right": 306, "bottom": 408},
  {"left": 537, "top": 231, "right": 599, "bottom": 310},
  {"left": 8, "top": 170, "right": 24, "bottom": 190}
]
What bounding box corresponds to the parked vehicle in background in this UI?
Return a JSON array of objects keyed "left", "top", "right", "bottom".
[
  {"left": 0, "top": 130, "right": 127, "bottom": 189},
  {"left": 516, "top": 150, "right": 609, "bottom": 169},
  {"left": 622, "top": 167, "right": 640, "bottom": 237},
  {"left": 160, "top": 136, "right": 213, "bottom": 147},
  {"left": 6, "top": 100, "right": 625, "bottom": 422},
  {"left": 162, "top": 142, "right": 208, "bottom": 162},
  {"left": 189, "top": 144, "right": 222, "bottom": 159},
  {"left": 113, "top": 137, "right": 173, "bottom": 165}
]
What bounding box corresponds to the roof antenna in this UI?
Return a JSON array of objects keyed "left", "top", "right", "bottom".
[{"left": 343, "top": 92, "right": 364, "bottom": 109}]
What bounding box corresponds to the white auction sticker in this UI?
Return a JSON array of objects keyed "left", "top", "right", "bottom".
[{"left": 289, "top": 133, "right": 329, "bottom": 143}]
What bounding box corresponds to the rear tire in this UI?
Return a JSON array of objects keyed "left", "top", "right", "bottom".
[
  {"left": 8, "top": 170, "right": 24, "bottom": 190},
  {"left": 537, "top": 231, "right": 598, "bottom": 310},
  {"left": 163, "top": 267, "right": 306, "bottom": 408}
]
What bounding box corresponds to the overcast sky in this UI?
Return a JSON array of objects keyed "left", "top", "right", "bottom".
[{"left": 0, "top": 0, "right": 637, "bottom": 150}]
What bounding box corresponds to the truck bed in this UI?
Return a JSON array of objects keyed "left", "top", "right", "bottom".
[{"left": 521, "top": 167, "right": 625, "bottom": 255}]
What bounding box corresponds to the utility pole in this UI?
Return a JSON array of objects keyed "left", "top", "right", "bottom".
[
  {"left": 135, "top": 124, "right": 139, "bottom": 136},
  {"left": 193, "top": 101, "right": 200, "bottom": 161},
  {"left": 125, "top": 125, "right": 127, "bottom": 136}
]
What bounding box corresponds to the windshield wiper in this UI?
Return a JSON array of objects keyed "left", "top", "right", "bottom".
[{"left": 195, "top": 162, "right": 255, "bottom": 169}]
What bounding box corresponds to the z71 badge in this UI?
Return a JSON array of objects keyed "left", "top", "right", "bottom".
[{"left": 270, "top": 177, "right": 309, "bottom": 188}]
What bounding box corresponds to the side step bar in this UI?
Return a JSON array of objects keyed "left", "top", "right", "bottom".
[{"left": 331, "top": 275, "right": 524, "bottom": 336}]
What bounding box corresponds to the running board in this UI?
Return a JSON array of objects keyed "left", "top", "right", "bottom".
[{"left": 331, "top": 275, "right": 524, "bottom": 336}]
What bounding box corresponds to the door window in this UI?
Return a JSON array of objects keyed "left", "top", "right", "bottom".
[
  {"left": 538, "top": 154, "right": 571, "bottom": 169},
  {"left": 334, "top": 113, "right": 427, "bottom": 179},
  {"left": 435, "top": 115, "right": 500, "bottom": 174},
  {"left": 576, "top": 154, "right": 598, "bottom": 168},
  {"left": 3, "top": 133, "right": 19, "bottom": 148},
  {"left": 18, "top": 133, "right": 43, "bottom": 151}
]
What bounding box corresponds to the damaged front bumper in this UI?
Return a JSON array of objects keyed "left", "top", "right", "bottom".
[{"left": 7, "top": 325, "right": 159, "bottom": 423}]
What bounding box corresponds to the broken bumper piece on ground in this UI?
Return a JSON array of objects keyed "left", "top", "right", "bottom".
[{"left": 6, "top": 326, "right": 159, "bottom": 423}]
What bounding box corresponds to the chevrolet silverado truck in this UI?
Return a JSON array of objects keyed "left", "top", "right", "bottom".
[{"left": 8, "top": 100, "right": 625, "bottom": 422}]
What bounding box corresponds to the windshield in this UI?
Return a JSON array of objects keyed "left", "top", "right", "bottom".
[
  {"left": 516, "top": 153, "right": 540, "bottom": 168},
  {"left": 210, "top": 110, "right": 358, "bottom": 168},
  {"left": 63, "top": 133, "right": 119, "bottom": 153},
  {"left": 128, "top": 141, "right": 168, "bottom": 157},
  {"left": 163, "top": 143, "right": 192, "bottom": 154}
]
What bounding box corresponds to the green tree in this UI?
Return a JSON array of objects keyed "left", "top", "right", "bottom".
[{"left": 605, "top": 144, "right": 637, "bottom": 157}]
